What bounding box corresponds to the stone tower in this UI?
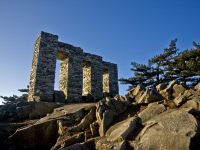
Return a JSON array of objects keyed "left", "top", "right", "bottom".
[{"left": 28, "top": 31, "right": 118, "bottom": 102}]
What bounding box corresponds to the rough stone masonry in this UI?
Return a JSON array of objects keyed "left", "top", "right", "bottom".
[{"left": 28, "top": 31, "right": 118, "bottom": 103}]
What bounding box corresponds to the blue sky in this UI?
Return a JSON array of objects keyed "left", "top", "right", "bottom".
[{"left": 0, "top": 0, "right": 200, "bottom": 104}]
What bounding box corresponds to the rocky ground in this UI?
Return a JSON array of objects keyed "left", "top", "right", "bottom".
[{"left": 1, "top": 80, "right": 200, "bottom": 150}]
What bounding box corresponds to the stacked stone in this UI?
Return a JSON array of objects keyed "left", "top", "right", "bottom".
[
  {"left": 28, "top": 32, "right": 58, "bottom": 102},
  {"left": 59, "top": 58, "right": 68, "bottom": 98},
  {"left": 102, "top": 62, "right": 118, "bottom": 97},
  {"left": 28, "top": 31, "right": 118, "bottom": 103},
  {"left": 83, "top": 53, "right": 103, "bottom": 100},
  {"left": 103, "top": 69, "right": 109, "bottom": 93},
  {"left": 28, "top": 36, "right": 41, "bottom": 101},
  {"left": 82, "top": 61, "right": 91, "bottom": 96},
  {"left": 66, "top": 47, "right": 84, "bottom": 102}
]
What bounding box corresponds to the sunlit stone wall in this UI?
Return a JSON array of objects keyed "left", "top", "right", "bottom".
[
  {"left": 103, "top": 69, "right": 109, "bottom": 93},
  {"left": 28, "top": 31, "right": 118, "bottom": 102},
  {"left": 59, "top": 58, "right": 68, "bottom": 98},
  {"left": 82, "top": 61, "right": 91, "bottom": 96}
]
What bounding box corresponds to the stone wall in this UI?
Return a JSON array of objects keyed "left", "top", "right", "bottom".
[
  {"left": 82, "top": 61, "right": 91, "bottom": 96},
  {"left": 102, "top": 61, "right": 119, "bottom": 97},
  {"left": 28, "top": 31, "right": 119, "bottom": 102},
  {"left": 103, "top": 69, "right": 109, "bottom": 93}
]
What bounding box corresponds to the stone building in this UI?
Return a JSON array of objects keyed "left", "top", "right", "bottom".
[{"left": 28, "top": 31, "right": 118, "bottom": 103}]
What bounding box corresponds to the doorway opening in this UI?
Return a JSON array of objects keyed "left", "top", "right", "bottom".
[
  {"left": 54, "top": 60, "right": 61, "bottom": 91},
  {"left": 54, "top": 52, "right": 69, "bottom": 99}
]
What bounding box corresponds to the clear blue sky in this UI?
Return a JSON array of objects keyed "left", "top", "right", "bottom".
[{"left": 1, "top": 0, "right": 200, "bottom": 104}]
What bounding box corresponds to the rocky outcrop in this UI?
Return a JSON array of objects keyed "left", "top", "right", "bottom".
[
  {"left": 182, "top": 100, "right": 200, "bottom": 110},
  {"left": 127, "top": 85, "right": 145, "bottom": 102},
  {"left": 90, "top": 121, "right": 99, "bottom": 136},
  {"left": 61, "top": 138, "right": 97, "bottom": 150},
  {"left": 29, "top": 102, "right": 63, "bottom": 119},
  {"left": 52, "top": 132, "right": 85, "bottom": 150},
  {"left": 0, "top": 123, "right": 24, "bottom": 149},
  {"left": 95, "top": 116, "right": 138, "bottom": 150},
  {"left": 106, "top": 116, "right": 139, "bottom": 142},
  {"left": 96, "top": 98, "right": 128, "bottom": 136},
  {"left": 2, "top": 82, "right": 200, "bottom": 150},
  {"left": 9, "top": 119, "right": 59, "bottom": 149},
  {"left": 134, "top": 108, "right": 200, "bottom": 150},
  {"left": 96, "top": 140, "right": 127, "bottom": 150},
  {"left": 2, "top": 103, "right": 96, "bottom": 150},
  {"left": 71, "top": 106, "right": 96, "bottom": 132},
  {"left": 138, "top": 103, "right": 166, "bottom": 123},
  {"left": 156, "top": 83, "right": 167, "bottom": 92},
  {"left": 137, "top": 88, "right": 163, "bottom": 104},
  {"left": 159, "top": 80, "right": 186, "bottom": 100},
  {"left": 174, "top": 89, "right": 200, "bottom": 107},
  {"left": 0, "top": 101, "right": 63, "bottom": 121},
  {"left": 194, "top": 83, "right": 200, "bottom": 92}
]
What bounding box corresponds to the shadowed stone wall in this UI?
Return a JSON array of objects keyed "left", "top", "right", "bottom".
[{"left": 28, "top": 31, "right": 118, "bottom": 102}]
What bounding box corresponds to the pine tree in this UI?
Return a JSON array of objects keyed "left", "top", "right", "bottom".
[
  {"left": 149, "top": 39, "right": 178, "bottom": 84},
  {"left": 119, "top": 62, "right": 155, "bottom": 89},
  {"left": 172, "top": 42, "right": 200, "bottom": 86},
  {"left": 119, "top": 39, "right": 200, "bottom": 90},
  {"left": 0, "top": 88, "right": 28, "bottom": 105}
]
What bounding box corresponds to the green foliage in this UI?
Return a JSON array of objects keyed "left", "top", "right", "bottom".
[
  {"left": 0, "top": 88, "right": 28, "bottom": 105},
  {"left": 120, "top": 39, "right": 200, "bottom": 89},
  {"left": 171, "top": 42, "right": 200, "bottom": 86},
  {"left": 0, "top": 94, "right": 27, "bottom": 105},
  {"left": 149, "top": 39, "right": 179, "bottom": 83},
  {"left": 119, "top": 62, "right": 155, "bottom": 89}
]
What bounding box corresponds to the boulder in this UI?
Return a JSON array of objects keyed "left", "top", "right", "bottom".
[
  {"left": 29, "top": 102, "right": 62, "bottom": 119},
  {"left": 106, "top": 116, "right": 140, "bottom": 142},
  {"left": 0, "top": 123, "right": 23, "bottom": 148},
  {"left": 183, "top": 89, "right": 200, "bottom": 100},
  {"left": 182, "top": 100, "right": 200, "bottom": 110},
  {"left": 71, "top": 106, "right": 96, "bottom": 132},
  {"left": 114, "top": 95, "right": 128, "bottom": 102},
  {"left": 138, "top": 103, "right": 166, "bottom": 123},
  {"left": 90, "top": 121, "right": 99, "bottom": 136},
  {"left": 57, "top": 120, "right": 65, "bottom": 136},
  {"left": 51, "top": 132, "right": 85, "bottom": 150},
  {"left": 7, "top": 103, "right": 95, "bottom": 149},
  {"left": 98, "top": 109, "right": 117, "bottom": 137},
  {"left": 159, "top": 80, "right": 178, "bottom": 100},
  {"left": 9, "top": 120, "right": 58, "bottom": 149},
  {"left": 134, "top": 108, "right": 200, "bottom": 150},
  {"left": 57, "top": 119, "right": 75, "bottom": 136},
  {"left": 173, "top": 93, "right": 187, "bottom": 106},
  {"left": 61, "top": 142, "right": 88, "bottom": 150},
  {"left": 128, "top": 85, "right": 145, "bottom": 101},
  {"left": 159, "top": 80, "right": 186, "bottom": 100},
  {"left": 174, "top": 89, "right": 200, "bottom": 107},
  {"left": 96, "top": 98, "right": 128, "bottom": 136},
  {"left": 172, "top": 83, "right": 186, "bottom": 98},
  {"left": 61, "top": 138, "right": 97, "bottom": 150},
  {"left": 96, "top": 139, "right": 127, "bottom": 150},
  {"left": 194, "top": 83, "right": 200, "bottom": 92},
  {"left": 156, "top": 83, "right": 167, "bottom": 92},
  {"left": 137, "top": 88, "right": 163, "bottom": 104}
]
